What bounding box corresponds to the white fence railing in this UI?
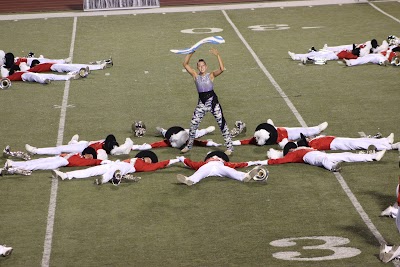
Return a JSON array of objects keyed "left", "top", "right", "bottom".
[{"left": 83, "top": 0, "right": 160, "bottom": 11}]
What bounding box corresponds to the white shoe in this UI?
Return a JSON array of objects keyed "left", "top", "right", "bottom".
[
  {"left": 387, "top": 133, "right": 394, "bottom": 144},
  {"left": 25, "top": 144, "right": 37, "bottom": 154},
  {"left": 318, "top": 122, "right": 328, "bottom": 132},
  {"left": 380, "top": 205, "right": 395, "bottom": 217},
  {"left": 43, "top": 79, "right": 51, "bottom": 84},
  {"left": 392, "top": 142, "right": 400, "bottom": 150},
  {"left": 206, "top": 126, "right": 215, "bottom": 133},
  {"left": 67, "top": 71, "right": 80, "bottom": 80},
  {"left": 52, "top": 169, "right": 68, "bottom": 180},
  {"left": 267, "top": 119, "right": 274, "bottom": 126},
  {"left": 4, "top": 159, "right": 13, "bottom": 169},
  {"left": 374, "top": 150, "right": 386, "bottom": 161},
  {"left": 0, "top": 245, "right": 13, "bottom": 256},
  {"left": 177, "top": 174, "right": 193, "bottom": 186},
  {"left": 68, "top": 134, "right": 79, "bottom": 145},
  {"left": 64, "top": 57, "right": 72, "bottom": 63},
  {"left": 380, "top": 243, "right": 389, "bottom": 261},
  {"left": 180, "top": 146, "right": 190, "bottom": 153},
  {"left": 288, "top": 51, "right": 296, "bottom": 60},
  {"left": 382, "top": 245, "right": 400, "bottom": 263},
  {"left": 155, "top": 126, "right": 164, "bottom": 136}
]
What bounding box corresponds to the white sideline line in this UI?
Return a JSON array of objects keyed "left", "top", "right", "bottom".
[
  {"left": 221, "top": 5, "right": 388, "bottom": 249},
  {"left": 41, "top": 16, "right": 77, "bottom": 267},
  {"left": 0, "top": 0, "right": 379, "bottom": 21},
  {"left": 368, "top": 1, "right": 400, "bottom": 23}
]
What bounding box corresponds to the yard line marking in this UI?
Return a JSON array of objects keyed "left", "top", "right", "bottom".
[
  {"left": 221, "top": 10, "right": 307, "bottom": 128},
  {"left": 41, "top": 16, "right": 78, "bottom": 267},
  {"left": 222, "top": 8, "right": 387, "bottom": 247},
  {"left": 368, "top": 1, "right": 400, "bottom": 23},
  {"left": 334, "top": 172, "right": 386, "bottom": 244},
  {"left": 301, "top": 26, "right": 324, "bottom": 29}
]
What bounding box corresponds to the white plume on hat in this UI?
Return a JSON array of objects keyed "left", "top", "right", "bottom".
[
  {"left": 254, "top": 129, "right": 270, "bottom": 146},
  {"left": 170, "top": 130, "right": 189, "bottom": 148}
]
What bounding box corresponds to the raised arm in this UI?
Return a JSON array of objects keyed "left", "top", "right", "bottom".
[
  {"left": 183, "top": 52, "right": 197, "bottom": 78},
  {"left": 210, "top": 47, "right": 224, "bottom": 79}
]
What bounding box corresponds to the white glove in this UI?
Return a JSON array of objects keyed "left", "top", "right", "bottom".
[
  {"left": 267, "top": 148, "right": 283, "bottom": 159},
  {"left": 100, "top": 160, "right": 112, "bottom": 165},
  {"left": 96, "top": 149, "right": 108, "bottom": 160},
  {"left": 131, "top": 143, "right": 152, "bottom": 150},
  {"left": 168, "top": 158, "right": 180, "bottom": 165},
  {"left": 176, "top": 156, "right": 185, "bottom": 162},
  {"left": 206, "top": 139, "right": 221, "bottom": 147},
  {"left": 278, "top": 138, "right": 288, "bottom": 149},
  {"left": 247, "top": 160, "right": 268, "bottom": 166},
  {"left": 232, "top": 140, "right": 241, "bottom": 146}
]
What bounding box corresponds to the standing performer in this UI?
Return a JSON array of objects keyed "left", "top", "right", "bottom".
[{"left": 180, "top": 48, "right": 234, "bottom": 155}]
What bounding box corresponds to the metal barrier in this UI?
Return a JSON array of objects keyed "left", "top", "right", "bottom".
[{"left": 83, "top": 0, "right": 160, "bottom": 11}]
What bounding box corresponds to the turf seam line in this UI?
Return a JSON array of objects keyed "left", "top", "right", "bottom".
[{"left": 41, "top": 16, "right": 78, "bottom": 267}]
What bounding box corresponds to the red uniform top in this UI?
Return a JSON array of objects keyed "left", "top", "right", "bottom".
[
  {"left": 150, "top": 139, "right": 208, "bottom": 148},
  {"left": 28, "top": 63, "right": 54, "bottom": 73},
  {"left": 336, "top": 50, "right": 358, "bottom": 60},
  {"left": 182, "top": 158, "right": 249, "bottom": 170},
  {"left": 14, "top": 57, "right": 28, "bottom": 66},
  {"left": 7, "top": 71, "right": 24, "bottom": 81},
  {"left": 62, "top": 153, "right": 103, "bottom": 167},
  {"left": 88, "top": 142, "right": 104, "bottom": 151},
  {"left": 268, "top": 148, "right": 315, "bottom": 165},
  {"left": 308, "top": 136, "right": 336, "bottom": 150},
  {"left": 239, "top": 127, "right": 288, "bottom": 145},
  {"left": 123, "top": 158, "right": 171, "bottom": 172}
]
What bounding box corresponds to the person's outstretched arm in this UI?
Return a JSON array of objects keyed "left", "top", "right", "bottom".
[
  {"left": 183, "top": 52, "right": 197, "bottom": 78},
  {"left": 210, "top": 47, "right": 224, "bottom": 79}
]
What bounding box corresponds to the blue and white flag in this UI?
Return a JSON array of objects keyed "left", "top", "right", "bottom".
[{"left": 170, "top": 36, "right": 225, "bottom": 54}]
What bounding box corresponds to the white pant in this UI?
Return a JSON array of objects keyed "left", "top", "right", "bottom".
[
  {"left": 50, "top": 63, "right": 104, "bottom": 73},
  {"left": 21, "top": 72, "right": 70, "bottom": 83},
  {"left": 66, "top": 161, "right": 135, "bottom": 184},
  {"left": 35, "top": 141, "right": 90, "bottom": 155},
  {"left": 27, "top": 57, "right": 67, "bottom": 66},
  {"left": 187, "top": 161, "right": 247, "bottom": 184},
  {"left": 345, "top": 53, "right": 386, "bottom": 66},
  {"left": 10, "top": 156, "right": 68, "bottom": 171},
  {"left": 285, "top": 125, "right": 323, "bottom": 141},
  {"left": 303, "top": 151, "right": 376, "bottom": 171},
  {"left": 292, "top": 51, "right": 338, "bottom": 61},
  {"left": 331, "top": 137, "right": 392, "bottom": 150}
]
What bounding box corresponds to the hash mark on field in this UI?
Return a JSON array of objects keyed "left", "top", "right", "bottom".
[
  {"left": 53, "top": 104, "right": 75, "bottom": 109},
  {"left": 302, "top": 26, "right": 324, "bottom": 29},
  {"left": 358, "top": 132, "right": 367, "bottom": 137}
]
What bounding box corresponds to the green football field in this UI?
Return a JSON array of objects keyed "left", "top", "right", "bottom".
[{"left": 0, "top": 0, "right": 400, "bottom": 266}]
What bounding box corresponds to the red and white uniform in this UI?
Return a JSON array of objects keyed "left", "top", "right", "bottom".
[
  {"left": 345, "top": 49, "right": 397, "bottom": 66},
  {"left": 14, "top": 57, "right": 68, "bottom": 67},
  {"left": 308, "top": 135, "right": 393, "bottom": 151},
  {"left": 8, "top": 153, "right": 103, "bottom": 171},
  {"left": 31, "top": 140, "right": 105, "bottom": 155},
  {"left": 28, "top": 62, "right": 104, "bottom": 73},
  {"left": 5, "top": 71, "right": 72, "bottom": 83},
  {"left": 290, "top": 50, "right": 357, "bottom": 61},
  {"left": 62, "top": 158, "right": 176, "bottom": 183},
  {"left": 268, "top": 147, "right": 380, "bottom": 171},
  {"left": 180, "top": 157, "right": 266, "bottom": 184},
  {"left": 236, "top": 125, "right": 322, "bottom": 145}
]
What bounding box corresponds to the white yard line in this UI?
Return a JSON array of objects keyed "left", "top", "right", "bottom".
[
  {"left": 41, "top": 16, "right": 77, "bottom": 267},
  {"left": 221, "top": 4, "right": 389, "bottom": 250}
]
